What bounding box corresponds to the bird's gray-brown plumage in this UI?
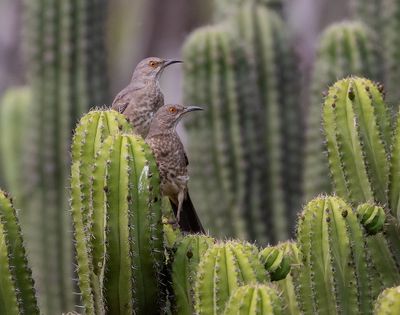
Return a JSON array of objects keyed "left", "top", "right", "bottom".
[
  {"left": 146, "top": 104, "right": 205, "bottom": 233},
  {"left": 111, "top": 57, "right": 182, "bottom": 137}
]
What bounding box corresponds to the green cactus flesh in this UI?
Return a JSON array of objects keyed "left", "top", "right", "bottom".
[
  {"left": 194, "top": 240, "right": 267, "bottom": 314},
  {"left": 172, "top": 235, "right": 215, "bottom": 315},
  {"left": 259, "top": 245, "right": 291, "bottom": 281},
  {"left": 374, "top": 286, "right": 400, "bottom": 315},
  {"left": 223, "top": 284, "right": 283, "bottom": 315},
  {"left": 0, "top": 190, "right": 39, "bottom": 314}
]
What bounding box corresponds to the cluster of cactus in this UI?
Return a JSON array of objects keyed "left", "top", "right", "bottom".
[
  {"left": 9, "top": 0, "right": 109, "bottom": 313},
  {"left": 70, "top": 110, "right": 165, "bottom": 314},
  {"left": 0, "top": 190, "right": 39, "bottom": 314},
  {"left": 303, "top": 22, "right": 380, "bottom": 201},
  {"left": 183, "top": 0, "right": 301, "bottom": 244}
]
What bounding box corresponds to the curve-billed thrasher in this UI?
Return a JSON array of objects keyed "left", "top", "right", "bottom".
[
  {"left": 146, "top": 104, "right": 205, "bottom": 233},
  {"left": 111, "top": 57, "right": 182, "bottom": 137}
]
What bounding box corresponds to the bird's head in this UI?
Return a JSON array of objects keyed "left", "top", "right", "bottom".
[
  {"left": 132, "top": 57, "right": 182, "bottom": 81},
  {"left": 149, "top": 104, "right": 203, "bottom": 133}
]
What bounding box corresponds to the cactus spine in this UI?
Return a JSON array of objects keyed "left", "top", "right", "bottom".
[
  {"left": 194, "top": 241, "right": 267, "bottom": 314},
  {"left": 374, "top": 286, "right": 400, "bottom": 315},
  {"left": 71, "top": 114, "right": 164, "bottom": 314},
  {"left": 295, "top": 196, "right": 399, "bottom": 315},
  {"left": 0, "top": 190, "right": 39, "bottom": 314},
  {"left": 183, "top": 3, "right": 301, "bottom": 243},
  {"left": 171, "top": 235, "right": 215, "bottom": 315},
  {"left": 304, "top": 22, "right": 380, "bottom": 201},
  {"left": 21, "top": 1, "right": 109, "bottom": 313},
  {"left": 0, "top": 87, "right": 31, "bottom": 199},
  {"left": 223, "top": 284, "right": 283, "bottom": 315}
]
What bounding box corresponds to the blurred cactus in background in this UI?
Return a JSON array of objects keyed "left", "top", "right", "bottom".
[
  {"left": 17, "top": 0, "right": 109, "bottom": 313},
  {"left": 303, "top": 22, "right": 380, "bottom": 202},
  {"left": 0, "top": 87, "right": 31, "bottom": 200},
  {"left": 183, "top": 0, "right": 301, "bottom": 245},
  {"left": 352, "top": 0, "right": 400, "bottom": 107}
]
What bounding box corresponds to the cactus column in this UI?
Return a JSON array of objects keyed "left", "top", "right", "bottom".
[
  {"left": 22, "top": 0, "right": 109, "bottom": 313},
  {"left": 71, "top": 112, "right": 165, "bottom": 314},
  {"left": 304, "top": 22, "right": 380, "bottom": 202},
  {"left": 183, "top": 3, "right": 300, "bottom": 244},
  {"left": 0, "top": 190, "right": 39, "bottom": 314}
]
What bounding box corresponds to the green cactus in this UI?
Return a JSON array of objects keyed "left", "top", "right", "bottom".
[
  {"left": 374, "top": 286, "right": 400, "bottom": 315},
  {"left": 259, "top": 244, "right": 291, "bottom": 281},
  {"left": 183, "top": 25, "right": 261, "bottom": 242},
  {"left": 171, "top": 235, "right": 215, "bottom": 315},
  {"left": 214, "top": 0, "right": 283, "bottom": 20},
  {"left": 304, "top": 22, "right": 380, "bottom": 202},
  {"left": 389, "top": 112, "right": 400, "bottom": 222},
  {"left": 71, "top": 125, "right": 164, "bottom": 314},
  {"left": 0, "top": 190, "right": 39, "bottom": 314},
  {"left": 323, "top": 77, "right": 391, "bottom": 205},
  {"left": 273, "top": 242, "right": 301, "bottom": 315},
  {"left": 20, "top": 1, "right": 109, "bottom": 313},
  {"left": 194, "top": 240, "right": 267, "bottom": 314},
  {"left": 356, "top": 203, "right": 386, "bottom": 235},
  {"left": 295, "top": 196, "right": 400, "bottom": 315},
  {"left": 352, "top": 0, "right": 400, "bottom": 107},
  {"left": 183, "top": 3, "right": 301, "bottom": 244},
  {"left": 0, "top": 87, "right": 31, "bottom": 199},
  {"left": 322, "top": 76, "right": 400, "bottom": 266},
  {"left": 223, "top": 284, "right": 283, "bottom": 315}
]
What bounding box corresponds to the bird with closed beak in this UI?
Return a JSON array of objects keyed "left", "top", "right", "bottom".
[
  {"left": 111, "top": 57, "right": 182, "bottom": 137},
  {"left": 145, "top": 104, "right": 205, "bottom": 233}
]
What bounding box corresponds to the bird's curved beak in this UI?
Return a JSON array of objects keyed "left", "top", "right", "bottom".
[
  {"left": 184, "top": 106, "right": 204, "bottom": 113},
  {"left": 163, "top": 59, "right": 183, "bottom": 68}
]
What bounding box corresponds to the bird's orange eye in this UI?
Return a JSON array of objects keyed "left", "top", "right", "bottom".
[
  {"left": 168, "top": 107, "right": 177, "bottom": 113},
  {"left": 149, "top": 60, "right": 158, "bottom": 68}
]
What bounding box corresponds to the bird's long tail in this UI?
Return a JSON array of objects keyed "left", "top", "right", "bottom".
[{"left": 170, "top": 193, "right": 205, "bottom": 234}]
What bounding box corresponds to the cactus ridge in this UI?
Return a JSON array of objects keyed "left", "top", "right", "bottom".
[
  {"left": 172, "top": 235, "right": 215, "bottom": 315},
  {"left": 0, "top": 190, "right": 39, "bottom": 315},
  {"left": 223, "top": 284, "right": 283, "bottom": 315}
]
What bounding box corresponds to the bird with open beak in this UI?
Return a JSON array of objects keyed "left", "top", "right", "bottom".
[{"left": 111, "top": 57, "right": 182, "bottom": 137}]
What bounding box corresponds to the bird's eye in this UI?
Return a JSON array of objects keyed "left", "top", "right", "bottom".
[
  {"left": 149, "top": 60, "right": 158, "bottom": 68},
  {"left": 168, "top": 107, "right": 177, "bottom": 114}
]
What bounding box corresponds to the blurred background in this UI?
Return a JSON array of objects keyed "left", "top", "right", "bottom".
[
  {"left": 0, "top": 0, "right": 349, "bottom": 100},
  {"left": 0, "top": 0, "right": 390, "bottom": 313}
]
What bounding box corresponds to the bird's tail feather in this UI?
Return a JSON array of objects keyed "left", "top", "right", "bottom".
[{"left": 170, "top": 193, "right": 205, "bottom": 234}]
